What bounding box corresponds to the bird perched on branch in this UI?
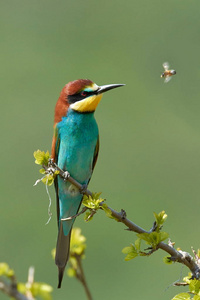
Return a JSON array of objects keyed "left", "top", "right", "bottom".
[{"left": 51, "top": 79, "right": 125, "bottom": 288}]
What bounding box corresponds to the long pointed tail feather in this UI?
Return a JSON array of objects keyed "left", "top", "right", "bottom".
[{"left": 55, "top": 223, "right": 71, "bottom": 288}]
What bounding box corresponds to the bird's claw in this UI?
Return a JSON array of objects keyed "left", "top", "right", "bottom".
[
  {"left": 79, "top": 184, "right": 88, "bottom": 194},
  {"left": 63, "top": 171, "right": 70, "bottom": 181}
]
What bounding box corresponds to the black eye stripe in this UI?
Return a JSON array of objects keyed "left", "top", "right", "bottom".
[{"left": 68, "top": 90, "right": 97, "bottom": 104}]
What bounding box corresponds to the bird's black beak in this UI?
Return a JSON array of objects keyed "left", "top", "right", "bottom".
[{"left": 97, "top": 83, "right": 125, "bottom": 94}]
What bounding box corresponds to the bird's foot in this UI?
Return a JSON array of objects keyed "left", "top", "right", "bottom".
[
  {"left": 63, "top": 171, "right": 70, "bottom": 181},
  {"left": 79, "top": 184, "right": 88, "bottom": 194}
]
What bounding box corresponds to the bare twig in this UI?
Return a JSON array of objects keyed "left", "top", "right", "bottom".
[
  {"left": 61, "top": 207, "right": 87, "bottom": 221},
  {"left": 25, "top": 267, "right": 35, "bottom": 300},
  {"left": 73, "top": 255, "right": 93, "bottom": 300},
  {"left": 173, "top": 282, "right": 188, "bottom": 286}
]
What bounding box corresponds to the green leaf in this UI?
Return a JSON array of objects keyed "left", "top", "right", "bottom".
[
  {"left": 122, "top": 245, "right": 138, "bottom": 261},
  {"left": 69, "top": 256, "right": 78, "bottom": 269},
  {"left": 197, "top": 249, "right": 200, "bottom": 258},
  {"left": 42, "top": 175, "right": 54, "bottom": 186},
  {"left": 137, "top": 232, "right": 157, "bottom": 246},
  {"left": 137, "top": 232, "right": 152, "bottom": 243},
  {"left": 67, "top": 268, "right": 76, "bottom": 277},
  {"left": 34, "top": 150, "right": 50, "bottom": 166},
  {"left": 193, "top": 295, "right": 200, "bottom": 300},
  {"left": 17, "top": 283, "right": 26, "bottom": 294},
  {"left": 153, "top": 211, "right": 168, "bottom": 232},
  {"left": 134, "top": 239, "right": 141, "bottom": 251},
  {"left": 101, "top": 204, "right": 112, "bottom": 216},
  {"left": 183, "top": 274, "right": 192, "bottom": 284},
  {"left": 122, "top": 246, "right": 133, "bottom": 254},
  {"left": 154, "top": 211, "right": 167, "bottom": 225},
  {"left": 124, "top": 252, "right": 138, "bottom": 261},
  {"left": 92, "top": 192, "right": 102, "bottom": 200},
  {"left": 39, "top": 168, "right": 46, "bottom": 174},
  {"left": 84, "top": 211, "right": 94, "bottom": 222},
  {"left": 188, "top": 278, "right": 200, "bottom": 294},
  {"left": 101, "top": 203, "right": 119, "bottom": 221},
  {"left": 183, "top": 273, "right": 200, "bottom": 295},
  {"left": 70, "top": 227, "right": 86, "bottom": 256},
  {"left": 163, "top": 255, "right": 173, "bottom": 265},
  {"left": 0, "top": 263, "right": 14, "bottom": 277},
  {"left": 31, "top": 282, "right": 53, "bottom": 300},
  {"left": 137, "top": 231, "right": 169, "bottom": 248},
  {"left": 18, "top": 282, "right": 53, "bottom": 300},
  {"left": 51, "top": 248, "right": 56, "bottom": 259},
  {"left": 172, "top": 293, "right": 191, "bottom": 300},
  {"left": 159, "top": 231, "right": 169, "bottom": 242},
  {"left": 82, "top": 193, "right": 104, "bottom": 210}
]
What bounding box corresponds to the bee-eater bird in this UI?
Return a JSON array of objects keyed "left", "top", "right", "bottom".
[{"left": 51, "top": 79, "right": 125, "bottom": 288}]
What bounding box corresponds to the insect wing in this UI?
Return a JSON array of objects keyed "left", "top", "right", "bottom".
[
  {"left": 163, "top": 62, "right": 169, "bottom": 71},
  {"left": 164, "top": 75, "right": 172, "bottom": 83}
]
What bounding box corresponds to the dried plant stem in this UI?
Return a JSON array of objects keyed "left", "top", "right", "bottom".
[{"left": 74, "top": 255, "right": 93, "bottom": 300}]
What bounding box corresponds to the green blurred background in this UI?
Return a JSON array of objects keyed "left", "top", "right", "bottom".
[{"left": 1, "top": 1, "right": 200, "bottom": 299}]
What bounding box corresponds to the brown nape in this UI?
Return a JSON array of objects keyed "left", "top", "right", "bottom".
[
  {"left": 54, "top": 86, "right": 70, "bottom": 124},
  {"left": 66, "top": 79, "right": 93, "bottom": 95}
]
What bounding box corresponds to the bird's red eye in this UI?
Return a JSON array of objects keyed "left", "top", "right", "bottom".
[{"left": 81, "top": 91, "right": 87, "bottom": 97}]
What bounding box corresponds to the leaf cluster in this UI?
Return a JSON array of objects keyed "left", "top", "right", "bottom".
[
  {"left": 0, "top": 263, "right": 14, "bottom": 278},
  {"left": 83, "top": 193, "right": 104, "bottom": 221},
  {"left": 67, "top": 228, "right": 86, "bottom": 277},
  {"left": 39, "top": 168, "right": 59, "bottom": 186},
  {"left": 82, "top": 192, "right": 118, "bottom": 222},
  {"left": 70, "top": 227, "right": 86, "bottom": 257},
  {"left": 172, "top": 272, "right": 200, "bottom": 300},
  {"left": 34, "top": 150, "right": 50, "bottom": 166},
  {"left": 122, "top": 211, "right": 169, "bottom": 261},
  {"left": 0, "top": 263, "right": 53, "bottom": 300},
  {"left": 18, "top": 282, "right": 53, "bottom": 300},
  {"left": 34, "top": 150, "right": 59, "bottom": 186},
  {"left": 153, "top": 211, "right": 167, "bottom": 232}
]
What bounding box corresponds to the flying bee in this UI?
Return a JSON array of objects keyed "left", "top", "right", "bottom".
[{"left": 161, "top": 62, "right": 176, "bottom": 83}]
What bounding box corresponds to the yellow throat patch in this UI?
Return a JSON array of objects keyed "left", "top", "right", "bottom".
[{"left": 70, "top": 94, "right": 103, "bottom": 113}]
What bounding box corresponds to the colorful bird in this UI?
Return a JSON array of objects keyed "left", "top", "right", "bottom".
[
  {"left": 161, "top": 62, "right": 176, "bottom": 83},
  {"left": 51, "top": 79, "right": 125, "bottom": 288}
]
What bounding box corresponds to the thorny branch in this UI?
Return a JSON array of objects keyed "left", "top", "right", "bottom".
[{"left": 43, "top": 159, "right": 200, "bottom": 281}]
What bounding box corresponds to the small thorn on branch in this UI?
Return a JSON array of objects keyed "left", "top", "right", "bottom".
[
  {"left": 168, "top": 238, "right": 175, "bottom": 248},
  {"left": 149, "top": 221, "right": 157, "bottom": 233},
  {"left": 143, "top": 247, "right": 158, "bottom": 255},
  {"left": 119, "top": 209, "right": 126, "bottom": 220}
]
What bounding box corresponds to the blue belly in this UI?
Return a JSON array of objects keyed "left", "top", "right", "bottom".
[{"left": 57, "top": 109, "right": 98, "bottom": 235}]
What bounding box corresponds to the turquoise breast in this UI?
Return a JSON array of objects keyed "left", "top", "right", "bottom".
[{"left": 57, "top": 108, "right": 99, "bottom": 235}]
